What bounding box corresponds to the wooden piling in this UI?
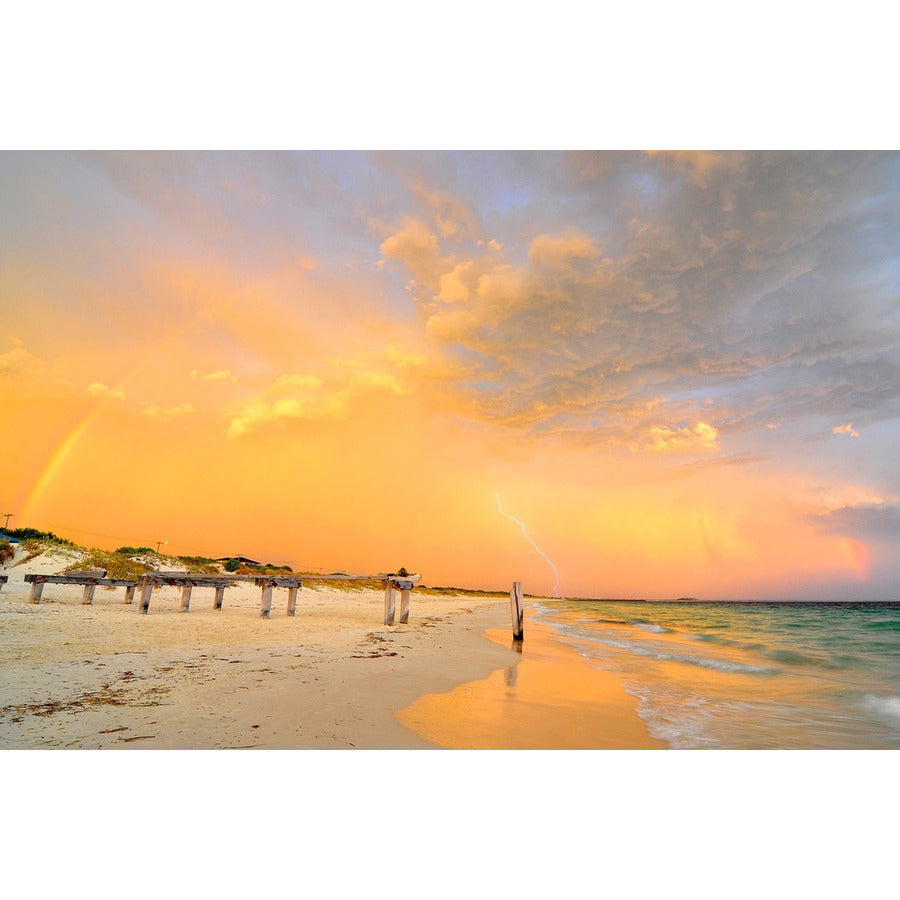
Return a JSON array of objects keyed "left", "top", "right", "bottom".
[
  {"left": 81, "top": 583, "right": 96, "bottom": 605},
  {"left": 214, "top": 585, "right": 225, "bottom": 610},
  {"left": 399, "top": 587, "right": 411, "bottom": 624},
  {"left": 139, "top": 580, "right": 153, "bottom": 614},
  {"left": 260, "top": 583, "right": 273, "bottom": 618},
  {"left": 29, "top": 580, "right": 44, "bottom": 604},
  {"left": 383, "top": 581, "right": 396, "bottom": 625},
  {"left": 510, "top": 581, "right": 524, "bottom": 640},
  {"left": 287, "top": 586, "right": 298, "bottom": 616},
  {"left": 180, "top": 583, "right": 192, "bottom": 612},
  {"left": 124, "top": 584, "right": 135, "bottom": 604}
]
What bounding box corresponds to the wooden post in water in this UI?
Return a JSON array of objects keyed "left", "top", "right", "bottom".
[
  {"left": 260, "top": 582, "right": 274, "bottom": 618},
  {"left": 509, "top": 581, "right": 524, "bottom": 641},
  {"left": 124, "top": 585, "right": 136, "bottom": 604},
  {"left": 82, "top": 583, "right": 96, "bottom": 605},
  {"left": 180, "top": 583, "right": 193, "bottom": 612},
  {"left": 287, "top": 586, "right": 298, "bottom": 616},
  {"left": 29, "top": 580, "right": 45, "bottom": 603},
  {"left": 383, "top": 580, "right": 396, "bottom": 625},
  {"left": 214, "top": 585, "right": 225, "bottom": 610}
]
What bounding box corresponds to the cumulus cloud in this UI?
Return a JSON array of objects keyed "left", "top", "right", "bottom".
[
  {"left": 528, "top": 229, "right": 600, "bottom": 267},
  {"left": 0, "top": 341, "right": 37, "bottom": 376},
  {"left": 633, "top": 422, "right": 720, "bottom": 454},
  {"left": 86, "top": 382, "right": 125, "bottom": 400},
  {"left": 377, "top": 152, "right": 900, "bottom": 454},
  {"left": 379, "top": 219, "right": 448, "bottom": 289},
  {"left": 226, "top": 362, "right": 410, "bottom": 439},
  {"left": 143, "top": 402, "right": 195, "bottom": 417},
  {"left": 191, "top": 368, "right": 238, "bottom": 383},
  {"left": 833, "top": 423, "right": 860, "bottom": 437},
  {"left": 812, "top": 502, "right": 900, "bottom": 540}
]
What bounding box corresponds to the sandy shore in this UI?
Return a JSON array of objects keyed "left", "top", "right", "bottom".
[
  {"left": 0, "top": 551, "right": 517, "bottom": 749},
  {"left": 398, "top": 621, "right": 665, "bottom": 749},
  {"left": 1, "top": 549, "right": 662, "bottom": 749}
]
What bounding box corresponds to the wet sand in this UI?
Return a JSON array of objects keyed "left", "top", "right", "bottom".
[{"left": 397, "top": 620, "right": 665, "bottom": 749}]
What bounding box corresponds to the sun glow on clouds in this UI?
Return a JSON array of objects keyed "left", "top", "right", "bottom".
[
  {"left": 4, "top": 151, "right": 900, "bottom": 599},
  {"left": 191, "top": 368, "right": 238, "bottom": 383},
  {"left": 636, "top": 422, "right": 720, "bottom": 454},
  {"left": 86, "top": 382, "right": 125, "bottom": 400},
  {"left": 143, "top": 402, "right": 195, "bottom": 418}
]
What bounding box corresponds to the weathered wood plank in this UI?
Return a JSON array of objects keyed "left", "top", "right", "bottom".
[
  {"left": 399, "top": 588, "right": 411, "bottom": 624},
  {"left": 139, "top": 580, "right": 153, "bottom": 614},
  {"left": 68, "top": 568, "right": 108, "bottom": 579},
  {"left": 383, "top": 581, "right": 396, "bottom": 626},
  {"left": 260, "top": 583, "right": 274, "bottom": 618},
  {"left": 23, "top": 574, "right": 137, "bottom": 587},
  {"left": 252, "top": 576, "right": 304, "bottom": 588}
]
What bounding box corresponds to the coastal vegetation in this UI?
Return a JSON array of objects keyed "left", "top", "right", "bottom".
[
  {"left": 4, "top": 527, "right": 77, "bottom": 548},
  {"left": 66, "top": 549, "right": 153, "bottom": 580}
]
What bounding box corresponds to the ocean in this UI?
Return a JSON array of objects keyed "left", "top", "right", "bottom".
[{"left": 532, "top": 599, "right": 900, "bottom": 749}]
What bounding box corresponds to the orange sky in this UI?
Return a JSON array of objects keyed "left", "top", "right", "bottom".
[{"left": 2, "top": 151, "right": 898, "bottom": 599}]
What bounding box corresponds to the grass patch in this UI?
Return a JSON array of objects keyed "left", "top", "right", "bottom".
[
  {"left": 66, "top": 549, "right": 153, "bottom": 580},
  {"left": 0, "top": 539, "right": 13, "bottom": 565},
  {"left": 177, "top": 555, "right": 222, "bottom": 575},
  {"left": 417, "top": 585, "right": 509, "bottom": 598}
]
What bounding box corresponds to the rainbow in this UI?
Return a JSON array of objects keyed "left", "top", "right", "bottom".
[{"left": 21, "top": 308, "right": 208, "bottom": 522}]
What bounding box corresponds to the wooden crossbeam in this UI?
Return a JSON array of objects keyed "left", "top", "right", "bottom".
[{"left": 23, "top": 572, "right": 139, "bottom": 605}]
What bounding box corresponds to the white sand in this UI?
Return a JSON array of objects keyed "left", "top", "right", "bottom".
[{"left": 0, "top": 547, "right": 516, "bottom": 749}]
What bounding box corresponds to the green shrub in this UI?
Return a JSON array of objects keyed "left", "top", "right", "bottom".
[
  {"left": 178, "top": 555, "right": 220, "bottom": 574},
  {"left": 116, "top": 546, "right": 154, "bottom": 556},
  {"left": 0, "top": 539, "right": 14, "bottom": 565},
  {"left": 224, "top": 558, "right": 240, "bottom": 572},
  {"left": 7, "top": 527, "right": 76, "bottom": 548}
]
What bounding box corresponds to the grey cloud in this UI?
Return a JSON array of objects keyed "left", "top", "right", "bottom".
[
  {"left": 812, "top": 503, "right": 900, "bottom": 540},
  {"left": 380, "top": 151, "right": 900, "bottom": 450}
]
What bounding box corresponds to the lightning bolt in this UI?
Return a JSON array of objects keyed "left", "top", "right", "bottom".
[{"left": 496, "top": 492, "right": 561, "bottom": 598}]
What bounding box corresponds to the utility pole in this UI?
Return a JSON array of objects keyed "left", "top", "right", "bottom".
[
  {"left": 2, "top": 513, "right": 12, "bottom": 531},
  {"left": 155, "top": 540, "right": 167, "bottom": 554}
]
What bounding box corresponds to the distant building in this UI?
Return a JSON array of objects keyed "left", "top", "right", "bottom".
[{"left": 216, "top": 555, "right": 262, "bottom": 566}]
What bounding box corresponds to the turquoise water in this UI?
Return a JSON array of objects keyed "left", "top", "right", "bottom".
[{"left": 532, "top": 600, "right": 900, "bottom": 749}]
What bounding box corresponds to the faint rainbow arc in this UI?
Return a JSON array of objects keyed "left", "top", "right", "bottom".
[{"left": 21, "top": 310, "right": 207, "bottom": 522}]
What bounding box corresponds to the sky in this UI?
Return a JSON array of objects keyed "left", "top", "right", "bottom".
[{"left": 2, "top": 150, "right": 899, "bottom": 599}]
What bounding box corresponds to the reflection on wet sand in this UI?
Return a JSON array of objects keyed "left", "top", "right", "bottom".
[{"left": 397, "top": 621, "right": 665, "bottom": 749}]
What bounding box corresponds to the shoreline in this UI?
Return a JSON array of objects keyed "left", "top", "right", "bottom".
[
  {"left": 397, "top": 617, "right": 666, "bottom": 749},
  {"left": 2, "top": 551, "right": 661, "bottom": 750},
  {"left": 0, "top": 561, "right": 519, "bottom": 749}
]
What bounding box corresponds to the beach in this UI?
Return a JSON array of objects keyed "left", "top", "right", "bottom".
[{"left": 0, "top": 548, "right": 664, "bottom": 750}]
